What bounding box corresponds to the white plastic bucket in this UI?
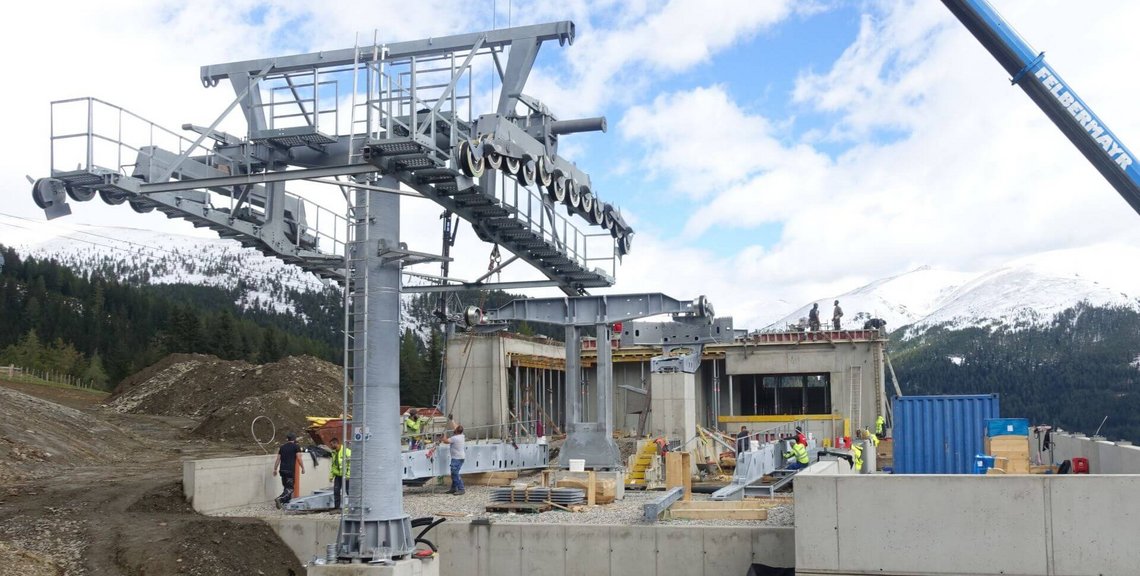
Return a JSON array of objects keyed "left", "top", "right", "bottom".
[{"left": 569, "top": 459, "right": 586, "bottom": 472}]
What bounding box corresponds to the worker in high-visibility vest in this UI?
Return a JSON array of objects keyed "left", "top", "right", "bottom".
[
  {"left": 851, "top": 442, "right": 864, "bottom": 473},
  {"left": 875, "top": 415, "right": 886, "bottom": 439},
  {"left": 403, "top": 409, "right": 426, "bottom": 449},
  {"left": 862, "top": 428, "right": 880, "bottom": 449},
  {"left": 782, "top": 441, "right": 810, "bottom": 470},
  {"left": 328, "top": 436, "right": 351, "bottom": 509}
]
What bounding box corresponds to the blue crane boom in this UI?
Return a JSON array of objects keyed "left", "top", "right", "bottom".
[{"left": 943, "top": 0, "right": 1140, "bottom": 214}]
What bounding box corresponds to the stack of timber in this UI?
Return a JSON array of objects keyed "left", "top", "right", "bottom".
[{"left": 984, "top": 418, "right": 1030, "bottom": 474}]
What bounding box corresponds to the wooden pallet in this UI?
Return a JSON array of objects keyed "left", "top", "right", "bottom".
[{"left": 485, "top": 502, "right": 552, "bottom": 514}]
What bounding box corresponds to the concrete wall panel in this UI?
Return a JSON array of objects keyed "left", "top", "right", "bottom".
[
  {"left": 265, "top": 516, "right": 325, "bottom": 563},
  {"left": 837, "top": 476, "right": 1048, "bottom": 575},
  {"left": 433, "top": 523, "right": 485, "bottom": 576},
  {"left": 487, "top": 524, "right": 522, "bottom": 576},
  {"left": 268, "top": 519, "right": 794, "bottom": 576},
  {"left": 1050, "top": 476, "right": 1140, "bottom": 576},
  {"left": 609, "top": 525, "right": 656, "bottom": 575},
  {"left": 655, "top": 526, "right": 702, "bottom": 576},
  {"left": 793, "top": 474, "right": 839, "bottom": 570},
  {"left": 751, "top": 527, "right": 795, "bottom": 568},
  {"left": 521, "top": 524, "right": 566, "bottom": 576},
  {"left": 702, "top": 526, "right": 753, "bottom": 576},
  {"left": 565, "top": 525, "right": 610, "bottom": 576}
]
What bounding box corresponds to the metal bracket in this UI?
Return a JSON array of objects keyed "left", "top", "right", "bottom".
[{"left": 377, "top": 240, "right": 452, "bottom": 267}]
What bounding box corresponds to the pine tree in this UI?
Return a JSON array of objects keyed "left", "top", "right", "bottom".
[{"left": 83, "top": 352, "right": 109, "bottom": 389}]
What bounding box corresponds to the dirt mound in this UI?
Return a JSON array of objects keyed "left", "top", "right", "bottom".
[
  {"left": 110, "top": 354, "right": 344, "bottom": 442},
  {"left": 126, "top": 481, "right": 194, "bottom": 514},
  {"left": 0, "top": 386, "right": 142, "bottom": 483},
  {"left": 118, "top": 518, "right": 304, "bottom": 576},
  {"left": 111, "top": 352, "right": 213, "bottom": 397}
]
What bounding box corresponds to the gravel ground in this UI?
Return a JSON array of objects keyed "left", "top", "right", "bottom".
[{"left": 212, "top": 472, "right": 795, "bottom": 528}]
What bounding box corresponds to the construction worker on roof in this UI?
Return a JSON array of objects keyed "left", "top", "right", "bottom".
[
  {"left": 782, "top": 440, "right": 810, "bottom": 470},
  {"left": 875, "top": 415, "right": 886, "bottom": 439}
]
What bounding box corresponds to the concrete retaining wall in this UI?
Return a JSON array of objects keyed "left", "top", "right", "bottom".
[
  {"left": 183, "top": 454, "right": 331, "bottom": 513},
  {"left": 267, "top": 518, "right": 794, "bottom": 576},
  {"left": 1051, "top": 433, "right": 1140, "bottom": 474},
  {"left": 795, "top": 470, "right": 1140, "bottom": 575}
]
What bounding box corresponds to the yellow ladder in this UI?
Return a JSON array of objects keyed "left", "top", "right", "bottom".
[{"left": 625, "top": 441, "right": 657, "bottom": 486}]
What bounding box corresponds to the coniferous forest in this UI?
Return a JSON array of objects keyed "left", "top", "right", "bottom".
[
  {"left": 0, "top": 245, "right": 542, "bottom": 408},
  {"left": 890, "top": 304, "right": 1140, "bottom": 443}
]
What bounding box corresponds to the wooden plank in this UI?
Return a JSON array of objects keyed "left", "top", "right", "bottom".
[
  {"left": 672, "top": 500, "right": 769, "bottom": 511},
  {"left": 588, "top": 471, "right": 596, "bottom": 507},
  {"left": 485, "top": 502, "right": 551, "bottom": 514},
  {"left": 463, "top": 471, "right": 519, "bottom": 486},
  {"left": 668, "top": 508, "right": 769, "bottom": 521},
  {"left": 681, "top": 452, "right": 692, "bottom": 501}
]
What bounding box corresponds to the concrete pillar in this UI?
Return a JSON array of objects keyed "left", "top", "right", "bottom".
[{"left": 649, "top": 372, "right": 697, "bottom": 441}]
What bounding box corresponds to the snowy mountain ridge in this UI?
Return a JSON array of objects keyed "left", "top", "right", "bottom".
[{"left": 765, "top": 243, "right": 1140, "bottom": 336}]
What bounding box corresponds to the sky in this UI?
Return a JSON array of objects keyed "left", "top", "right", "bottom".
[{"left": 4, "top": 0, "right": 1140, "bottom": 329}]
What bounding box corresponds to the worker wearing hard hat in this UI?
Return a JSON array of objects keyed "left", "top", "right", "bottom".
[
  {"left": 875, "top": 415, "right": 886, "bottom": 439},
  {"left": 861, "top": 428, "right": 880, "bottom": 449},
  {"left": 782, "top": 440, "right": 810, "bottom": 470}
]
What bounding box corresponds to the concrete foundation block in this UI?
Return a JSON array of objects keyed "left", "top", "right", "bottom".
[{"left": 308, "top": 557, "right": 439, "bottom": 576}]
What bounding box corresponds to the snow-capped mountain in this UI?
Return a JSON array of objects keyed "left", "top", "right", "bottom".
[
  {"left": 765, "top": 243, "right": 1140, "bottom": 336},
  {"left": 0, "top": 223, "right": 439, "bottom": 342},
  {"left": 6, "top": 224, "right": 334, "bottom": 315}
]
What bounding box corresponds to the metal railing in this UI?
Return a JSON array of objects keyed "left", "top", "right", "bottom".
[{"left": 47, "top": 97, "right": 351, "bottom": 260}]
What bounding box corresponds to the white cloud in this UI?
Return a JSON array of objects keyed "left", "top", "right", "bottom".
[
  {"left": 522, "top": 0, "right": 799, "bottom": 117},
  {"left": 612, "top": 0, "right": 1140, "bottom": 327}
]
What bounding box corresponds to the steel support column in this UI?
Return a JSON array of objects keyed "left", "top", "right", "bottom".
[{"left": 340, "top": 175, "right": 412, "bottom": 559}]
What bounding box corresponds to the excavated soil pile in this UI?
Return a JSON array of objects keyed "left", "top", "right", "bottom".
[
  {"left": 0, "top": 386, "right": 141, "bottom": 483},
  {"left": 108, "top": 354, "right": 344, "bottom": 442}
]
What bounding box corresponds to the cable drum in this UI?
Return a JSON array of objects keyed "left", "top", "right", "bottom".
[{"left": 251, "top": 415, "right": 276, "bottom": 453}]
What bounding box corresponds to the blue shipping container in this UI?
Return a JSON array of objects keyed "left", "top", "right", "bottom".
[
  {"left": 892, "top": 394, "right": 1000, "bottom": 474},
  {"left": 985, "top": 418, "right": 1029, "bottom": 437}
]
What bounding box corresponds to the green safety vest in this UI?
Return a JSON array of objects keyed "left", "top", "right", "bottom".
[
  {"left": 875, "top": 415, "right": 885, "bottom": 436},
  {"left": 852, "top": 444, "right": 863, "bottom": 472},
  {"left": 783, "top": 442, "right": 809, "bottom": 464},
  {"left": 404, "top": 416, "right": 422, "bottom": 434},
  {"left": 330, "top": 445, "right": 351, "bottom": 479}
]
